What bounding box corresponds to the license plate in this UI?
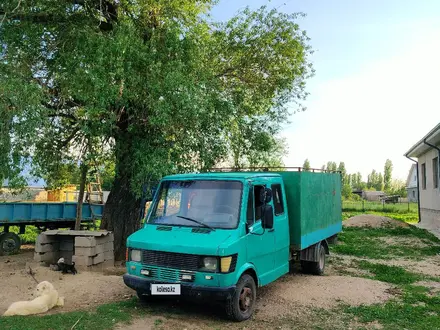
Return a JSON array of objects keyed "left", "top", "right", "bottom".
[{"left": 151, "top": 284, "right": 181, "bottom": 295}]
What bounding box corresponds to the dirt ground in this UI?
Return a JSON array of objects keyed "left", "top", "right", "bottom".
[
  {"left": 0, "top": 248, "right": 133, "bottom": 315},
  {"left": 343, "top": 214, "right": 409, "bottom": 228},
  {"left": 1, "top": 215, "right": 438, "bottom": 329},
  {"left": 0, "top": 246, "right": 391, "bottom": 325}
]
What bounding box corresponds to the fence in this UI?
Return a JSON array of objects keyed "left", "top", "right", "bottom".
[{"left": 342, "top": 200, "right": 418, "bottom": 213}]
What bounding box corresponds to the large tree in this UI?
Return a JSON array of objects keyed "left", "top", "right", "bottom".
[
  {"left": 384, "top": 159, "right": 393, "bottom": 192},
  {"left": 0, "top": 1, "right": 312, "bottom": 259}
]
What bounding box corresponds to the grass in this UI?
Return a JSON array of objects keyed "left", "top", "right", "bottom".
[
  {"left": 355, "top": 260, "right": 422, "bottom": 284},
  {"left": 0, "top": 300, "right": 138, "bottom": 330},
  {"left": 344, "top": 284, "right": 440, "bottom": 330},
  {"left": 342, "top": 200, "right": 418, "bottom": 214},
  {"left": 332, "top": 226, "right": 440, "bottom": 260},
  {"left": 342, "top": 211, "right": 419, "bottom": 223},
  {"left": 2, "top": 210, "right": 438, "bottom": 329},
  {"left": 334, "top": 212, "right": 440, "bottom": 329}
]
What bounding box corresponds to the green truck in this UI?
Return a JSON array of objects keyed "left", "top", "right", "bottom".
[{"left": 123, "top": 169, "right": 342, "bottom": 321}]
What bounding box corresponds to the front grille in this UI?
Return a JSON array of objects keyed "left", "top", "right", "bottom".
[
  {"left": 230, "top": 254, "right": 238, "bottom": 272},
  {"left": 141, "top": 250, "right": 200, "bottom": 271},
  {"left": 158, "top": 268, "right": 179, "bottom": 282},
  {"left": 140, "top": 266, "right": 195, "bottom": 282}
]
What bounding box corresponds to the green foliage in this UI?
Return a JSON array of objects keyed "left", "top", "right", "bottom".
[
  {"left": 43, "top": 163, "right": 81, "bottom": 190},
  {"left": 387, "top": 179, "right": 407, "bottom": 197},
  {"left": 367, "top": 169, "right": 384, "bottom": 191},
  {"left": 332, "top": 226, "right": 440, "bottom": 260},
  {"left": 384, "top": 159, "right": 393, "bottom": 192},
  {"left": 337, "top": 162, "right": 346, "bottom": 183},
  {"left": 0, "top": 226, "right": 39, "bottom": 244},
  {"left": 342, "top": 211, "right": 419, "bottom": 223},
  {"left": 0, "top": 1, "right": 312, "bottom": 197},
  {"left": 341, "top": 183, "right": 352, "bottom": 199},
  {"left": 326, "top": 161, "right": 337, "bottom": 172},
  {"left": 303, "top": 158, "right": 311, "bottom": 171},
  {"left": 342, "top": 200, "right": 418, "bottom": 214}
]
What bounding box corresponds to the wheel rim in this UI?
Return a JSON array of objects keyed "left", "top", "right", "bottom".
[
  {"left": 2, "top": 238, "right": 17, "bottom": 253},
  {"left": 239, "top": 286, "right": 253, "bottom": 313},
  {"left": 319, "top": 248, "right": 325, "bottom": 270}
]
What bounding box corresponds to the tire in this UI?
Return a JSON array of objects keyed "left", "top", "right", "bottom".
[
  {"left": 225, "top": 274, "right": 257, "bottom": 321},
  {"left": 0, "top": 232, "right": 21, "bottom": 256},
  {"left": 302, "top": 244, "right": 326, "bottom": 275}
]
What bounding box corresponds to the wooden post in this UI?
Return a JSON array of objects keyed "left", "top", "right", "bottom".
[{"left": 75, "top": 163, "right": 88, "bottom": 230}]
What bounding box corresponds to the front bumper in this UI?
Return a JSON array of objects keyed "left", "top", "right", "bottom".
[{"left": 123, "top": 274, "right": 236, "bottom": 301}]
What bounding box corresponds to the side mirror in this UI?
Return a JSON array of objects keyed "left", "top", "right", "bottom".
[{"left": 262, "top": 204, "right": 274, "bottom": 229}]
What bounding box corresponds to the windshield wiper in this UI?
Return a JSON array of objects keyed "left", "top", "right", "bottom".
[{"left": 176, "top": 216, "right": 215, "bottom": 231}]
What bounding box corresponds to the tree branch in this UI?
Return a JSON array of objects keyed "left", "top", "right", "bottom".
[
  {"left": 59, "top": 126, "right": 80, "bottom": 148},
  {"left": 215, "top": 67, "right": 239, "bottom": 78},
  {"left": 0, "top": 0, "right": 22, "bottom": 25},
  {"left": 1, "top": 1, "right": 118, "bottom": 30},
  {"left": 47, "top": 112, "right": 78, "bottom": 122}
]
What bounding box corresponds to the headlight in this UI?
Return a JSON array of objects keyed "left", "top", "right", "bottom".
[
  {"left": 200, "top": 257, "right": 218, "bottom": 272},
  {"left": 131, "top": 249, "right": 141, "bottom": 262}
]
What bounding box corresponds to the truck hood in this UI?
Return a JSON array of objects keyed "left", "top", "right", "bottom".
[{"left": 127, "top": 225, "right": 234, "bottom": 256}]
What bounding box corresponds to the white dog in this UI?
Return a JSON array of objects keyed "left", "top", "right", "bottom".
[{"left": 3, "top": 281, "right": 64, "bottom": 316}]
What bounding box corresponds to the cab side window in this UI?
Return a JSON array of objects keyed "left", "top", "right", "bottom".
[
  {"left": 254, "top": 185, "right": 265, "bottom": 220},
  {"left": 272, "top": 184, "right": 284, "bottom": 215},
  {"left": 246, "top": 187, "right": 254, "bottom": 226}
]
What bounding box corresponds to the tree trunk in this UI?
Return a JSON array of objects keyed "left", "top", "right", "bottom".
[
  {"left": 100, "top": 171, "right": 141, "bottom": 261},
  {"left": 75, "top": 163, "right": 88, "bottom": 230}
]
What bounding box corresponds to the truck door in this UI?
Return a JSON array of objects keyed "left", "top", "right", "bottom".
[
  {"left": 271, "top": 182, "right": 290, "bottom": 270},
  {"left": 245, "top": 182, "right": 276, "bottom": 285}
]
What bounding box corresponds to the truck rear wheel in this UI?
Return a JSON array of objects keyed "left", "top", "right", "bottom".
[
  {"left": 0, "top": 232, "right": 21, "bottom": 256},
  {"left": 225, "top": 274, "right": 256, "bottom": 321},
  {"left": 301, "top": 244, "right": 326, "bottom": 275}
]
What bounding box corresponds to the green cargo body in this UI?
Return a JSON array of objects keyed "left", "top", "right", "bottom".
[{"left": 278, "top": 171, "right": 342, "bottom": 250}]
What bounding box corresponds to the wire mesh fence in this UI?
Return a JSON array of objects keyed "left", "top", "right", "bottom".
[{"left": 342, "top": 200, "right": 418, "bottom": 213}]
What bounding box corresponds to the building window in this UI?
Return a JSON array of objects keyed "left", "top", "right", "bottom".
[
  {"left": 271, "top": 184, "right": 284, "bottom": 215},
  {"left": 433, "top": 157, "right": 439, "bottom": 189},
  {"left": 412, "top": 190, "right": 415, "bottom": 198},
  {"left": 421, "top": 163, "right": 426, "bottom": 190}
]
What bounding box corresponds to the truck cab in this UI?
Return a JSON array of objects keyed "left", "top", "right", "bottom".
[{"left": 123, "top": 171, "right": 341, "bottom": 321}]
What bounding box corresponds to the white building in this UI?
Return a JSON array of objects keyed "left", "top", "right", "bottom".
[
  {"left": 406, "top": 164, "right": 418, "bottom": 202},
  {"left": 405, "top": 123, "right": 440, "bottom": 231}
]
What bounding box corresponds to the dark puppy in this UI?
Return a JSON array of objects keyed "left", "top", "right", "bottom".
[{"left": 57, "top": 257, "right": 78, "bottom": 275}]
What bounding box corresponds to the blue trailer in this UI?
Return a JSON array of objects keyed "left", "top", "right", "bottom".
[{"left": 0, "top": 202, "right": 104, "bottom": 255}]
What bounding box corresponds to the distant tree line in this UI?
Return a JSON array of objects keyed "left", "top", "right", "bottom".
[{"left": 302, "top": 159, "right": 407, "bottom": 199}]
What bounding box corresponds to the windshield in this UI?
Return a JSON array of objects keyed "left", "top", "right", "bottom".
[{"left": 147, "top": 180, "right": 243, "bottom": 229}]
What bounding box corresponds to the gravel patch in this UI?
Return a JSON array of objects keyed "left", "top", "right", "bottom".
[
  {"left": 344, "top": 215, "right": 409, "bottom": 228},
  {"left": 0, "top": 251, "right": 133, "bottom": 315}
]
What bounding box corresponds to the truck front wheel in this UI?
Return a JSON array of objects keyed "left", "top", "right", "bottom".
[
  {"left": 225, "top": 274, "right": 257, "bottom": 321},
  {"left": 301, "top": 244, "right": 326, "bottom": 275}
]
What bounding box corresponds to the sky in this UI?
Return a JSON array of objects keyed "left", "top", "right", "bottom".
[{"left": 211, "top": 0, "right": 440, "bottom": 182}]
